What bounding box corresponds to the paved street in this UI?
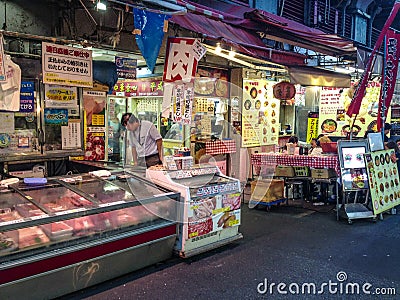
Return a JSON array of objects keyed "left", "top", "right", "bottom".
[{"left": 62, "top": 195, "right": 400, "bottom": 300}]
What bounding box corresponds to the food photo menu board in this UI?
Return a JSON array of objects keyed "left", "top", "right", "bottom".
[
  {"left": 365, "top": 149, "right": 400, "bottom": 215},
  {"left": 318, "top": 83, "right": 389, "bottom": 137},
  {"left": 338, "top": 140, "right": 369, "bottom": 191},
  {"left": 242, "top": 80, "right": 280, "bottom": 147}
]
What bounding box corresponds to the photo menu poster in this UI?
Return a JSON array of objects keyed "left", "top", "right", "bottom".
[
  {"left": 319, "top": 83, "right": 390, "bottom": 137},
  {"left": 242, "top": 80, "right": 280, "bottom": 147},
  {"left": 365, "top": 150, "right": 400, "bottom": 215}
]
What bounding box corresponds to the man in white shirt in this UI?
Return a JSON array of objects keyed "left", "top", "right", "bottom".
[{"left": 121, "top": 113, "right": 163, "bottom": 167}]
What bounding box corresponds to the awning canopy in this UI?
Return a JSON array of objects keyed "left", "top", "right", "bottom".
[
  {"left": 170, "top": 13, "right": 307, "bottom": 66},
  {"left": 287, "top": 66, "right": 351, "bottom": 87},
  {"left": 177, "top": 1, "right": 356, "bottom": 57}
]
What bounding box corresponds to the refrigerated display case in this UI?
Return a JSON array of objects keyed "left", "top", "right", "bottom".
[
  {"left": 0, "top": 172, "right": 180, "bottom": 299},
  {"left": 146, "top": 164, "right": 242, "bottom": 258}
]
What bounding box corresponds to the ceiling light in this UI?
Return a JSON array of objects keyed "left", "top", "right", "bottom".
[
  {"left": 229, "top": 48, "right": 235, "bottom": 58},
  {"left": 215, "top": 43, "right": 222, "bottom": 54},
  {"left": 96, "top": 0, "right": 107, "bottom": 11}
]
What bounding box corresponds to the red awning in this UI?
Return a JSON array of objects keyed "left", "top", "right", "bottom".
[
  {"left": 176, "top": 1, "right": 356, "bottom": 57},
  {"left": 170, "top": 13, "right": 306, "bottom": 66}
]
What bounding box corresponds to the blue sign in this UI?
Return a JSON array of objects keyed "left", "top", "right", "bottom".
[
  {"left": 44, "top": 108, "right": 68, "bottom": 125},
  {"left": 20, "top": 81, "right": 35, "bottom": 112},
  {"left": 115, "top": 56, "right": 137, "bottom": 79}
]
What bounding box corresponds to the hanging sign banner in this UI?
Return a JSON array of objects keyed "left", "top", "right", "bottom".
[
  {"left": 182, "top": 84, "right": 194, "bottom": 125},
  {"left": 173, "top": 84, "right": 184, "bottom": 123},
  {"left": 306, "top": 112, "right": 319, "bottom": 143},
  {"left": 0, "top": 34, "right": 6, "bottom": 82},
  {"left": 115, "top": 56, "right": 137, "bottom": 79},
  {"left": 163, "top": 37, "right": 205, "bottom": 83},
  {"left": 42, "top": 42, "right": 93, "bottom": 88},
  {"left": 377, "top": 30, "right": 400, "bottom": 130}
]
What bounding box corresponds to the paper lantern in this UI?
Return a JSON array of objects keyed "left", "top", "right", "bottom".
[{"left": 273, "top": 82, "right": 296, "bottom": 100}]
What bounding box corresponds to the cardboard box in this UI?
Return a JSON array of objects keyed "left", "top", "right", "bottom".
[
  {"left": 250, "top": 179, "right": 284, "bottom": 203},
  {"left": 275, "top": 165, "right": 295, "bottom": 177},
  {"left": 311, "top": 168, "right": 336, "bottom": 179},
  {"left": 293, "top": 166, "right": 310, "bottom": 177}
]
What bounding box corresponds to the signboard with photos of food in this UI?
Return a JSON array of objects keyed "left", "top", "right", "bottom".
[
  {"left": 365, "top": 149, "right": 400, "bottom": 215},
  {"left": 318, "top": 83, "right": 389, "bottom": 137},
  {"left": 242, "top": 80, "right": 280, "bottom": 147}
]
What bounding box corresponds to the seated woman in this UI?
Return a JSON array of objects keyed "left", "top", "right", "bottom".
[
  {"left": 309, "top": 138, "right": 323, "bottom": 156},
  {"left": 285, "top": 135, "right": 300, "bottom": 155}
]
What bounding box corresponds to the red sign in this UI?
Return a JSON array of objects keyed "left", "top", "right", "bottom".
[
  {"left": 163, "top": 37, "right": 200, "bottom": 83},
  {"left": 377, "top": 30, "right": 400, "bottom": 130},
  {"left": 112, "top": 79, "right": 163, "bottom": 96}
]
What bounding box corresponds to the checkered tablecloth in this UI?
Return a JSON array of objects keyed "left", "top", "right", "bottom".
[
  {"left": 205, "top": 140, "right": 236, "bottom": 155},
  {"left": 251, "top": 153, "right": 340, "bottom": 175}
]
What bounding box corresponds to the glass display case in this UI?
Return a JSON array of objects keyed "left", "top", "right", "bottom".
[{"left": 0, "top": 172, "right": 180, "bottom": 299}]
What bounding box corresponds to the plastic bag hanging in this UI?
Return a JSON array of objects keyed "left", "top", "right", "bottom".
[{"left": 133, "top": 8, "right": 170, "bottom": 73}]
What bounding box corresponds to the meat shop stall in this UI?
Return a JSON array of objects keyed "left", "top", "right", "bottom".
[{"left": 0, "top": 170, "right": 180, "bottom": 299}]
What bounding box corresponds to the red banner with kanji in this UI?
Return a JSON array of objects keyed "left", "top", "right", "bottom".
[
  {"left": 163, "top": 37, "right": 206, "bottom": 83},
  {"left": 346, "top": 2, "right": 400, "bottom": 117},
  {"left": 377, "top": 30, "right": 400, "bottom": 130}
]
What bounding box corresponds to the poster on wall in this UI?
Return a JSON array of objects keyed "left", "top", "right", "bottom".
[
  {"left": 83, "top": 90, "right": 106, "bottom": 161},
  {"left": 42, "top": 42, "right": 93, "bottom": 88},
  {"left": 242, "top": 80, "right": 280, "bottom": 147},
  {"left": 61, "top": 120, "right": 81, "bottom": 149},
  {"left": 306, "top": 112, "right": 319, "bottom": 143},
  {"left": 115, "top": 56, "right": 137, "bottom": 79},
  {"left": 365, "top": 149, "right": 400, "bottom": 214},
  {"left": 20, "top": 81, "right": 35, "bottom": 113},
  {"left": 44, "top": 108, "right": 68, "bottom": 125},
  {"left": 319, "top": 83, "right": 390, "bottom": 137},
  {"left": 44, "top": 84, "right": 78, "bottom": 108}
]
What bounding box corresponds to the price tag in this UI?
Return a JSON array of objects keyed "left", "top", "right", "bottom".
[
  {"left": 190, "top": 205, "right": 199, "bottom": 210},
  {"left": 0, "top": 218, "right": 24, "bottom": 226},
  {"left": 99, "top": 200, "right": 125, "bottom": 207},
  {"left": 55, "top": 208, "right": 86, "bottom": 215},
  {"left": 30, "top": 214, "right": 48, "bottom": 220}
]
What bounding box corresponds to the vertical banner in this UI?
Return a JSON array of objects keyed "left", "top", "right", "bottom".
[
  {"left": 346, "top": 2, "right": 400, "bottom": 117},
  {"left": 83, "top": 91, "right": 107, "bottom": 161},
  {"left": 306, "top": 112, "right": 319, "bottom": 143},
  {"left": 20, "top": 81, "right": 35, "bottom": 113},
  {"left": 377, "top": 30, "right": 400, "bottom": 130},
  {"left": 173, "top": 84, "right": 184, "bottom": 123},
  {"left": 183, "top": 84, "right": 194, "bottom": 125},
  {"left": 0, "top": 34, "right": 6, "bottom": 82},
  {"left": 163, "top": 37, "right": 206, "bottom": 83}
]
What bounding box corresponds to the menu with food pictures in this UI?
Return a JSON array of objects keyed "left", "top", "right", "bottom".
[
  {"left": 319, "top": 83, "right": 390, "bottom": 137},
  {"left": 242, "top": 80, "right": 280, "bottom": 147},
  {"left": 365, "top": 149, "right": 400, "bottom": 214}
]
